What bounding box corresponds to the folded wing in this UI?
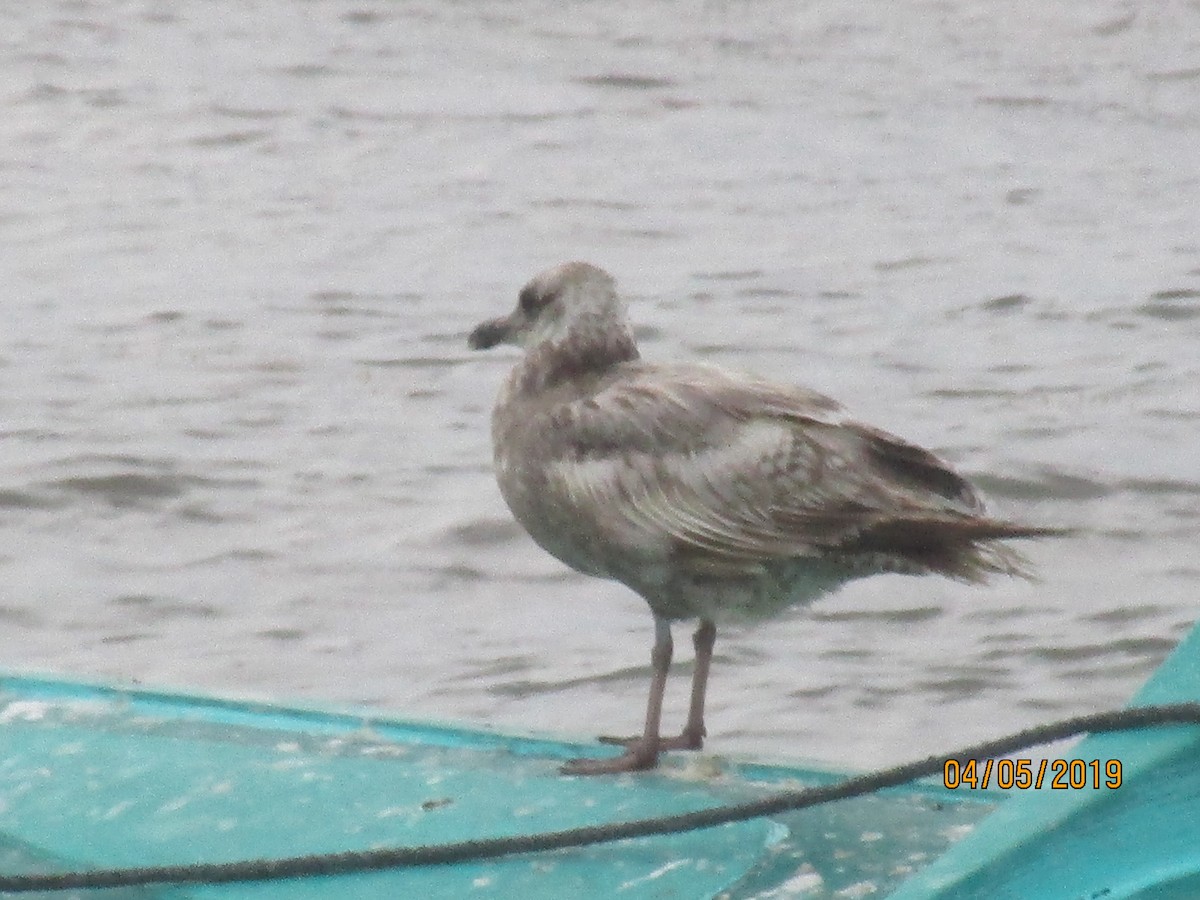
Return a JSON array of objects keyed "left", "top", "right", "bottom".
[{"left": 541, "top": 364, "right": 1044, "bottom": 579}]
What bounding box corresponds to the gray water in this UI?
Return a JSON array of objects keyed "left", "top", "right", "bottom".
[{"left": 2, "top": 0, "right": 1198, "bottom": 770}]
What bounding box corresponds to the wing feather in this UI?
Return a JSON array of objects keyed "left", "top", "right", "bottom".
[{"left": 538, "top": 364, "right": 985, "bottom": 564}]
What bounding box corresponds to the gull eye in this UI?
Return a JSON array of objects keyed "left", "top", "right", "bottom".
[
  {"left": 520, "top": 284, "right": 559, "bottom": 316},
  {"left": 519, "top": 285, "right": 541, "bottom": 314}
]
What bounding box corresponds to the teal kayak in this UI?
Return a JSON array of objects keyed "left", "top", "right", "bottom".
[
  {"left": 0, "top": 673, "right": 992, "bottom": 898},
  {"left": 2, "top": 618, "right": 1199, "bottom": 899}
]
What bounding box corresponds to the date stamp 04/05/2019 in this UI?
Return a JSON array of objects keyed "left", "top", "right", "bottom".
[{"left": 943, "top": 758, "right": 1123, "bottom": 791}]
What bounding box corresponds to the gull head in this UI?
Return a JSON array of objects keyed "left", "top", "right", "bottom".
[{"left": 468, "top": 261, "right": 633, "bottom": 353}]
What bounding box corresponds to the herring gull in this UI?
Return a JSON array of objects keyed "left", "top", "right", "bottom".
[{"left": 468, "top": 261, "right": 1058, "bottom": 775}]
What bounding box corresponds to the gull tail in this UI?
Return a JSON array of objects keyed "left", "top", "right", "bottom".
[{"left": 841, "top": 517, "right": 1071, "bottom": 582}]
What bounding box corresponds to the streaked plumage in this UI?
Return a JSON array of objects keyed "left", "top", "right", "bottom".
[{"left": 469, "top": 261, "right": 1057, "bottom": 774}]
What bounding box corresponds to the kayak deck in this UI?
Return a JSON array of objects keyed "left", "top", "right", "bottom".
[{"left": 0, "top": 674, "right": 997, "bottom": 899}]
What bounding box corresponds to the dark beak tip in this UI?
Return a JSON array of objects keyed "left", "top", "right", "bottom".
[{"left": 468, "top": 318, "right": 506, "bottom": 350}]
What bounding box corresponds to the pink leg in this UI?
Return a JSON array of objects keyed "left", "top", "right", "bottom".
[
  {"left": 561, "top": 618, "right": 672, "bottom": 775},
  {"left": 596, "top": 619, "right": 717, "bottom": 754},
  {"left": 678, "top": 618, "right": 716, "bottom": 749}
]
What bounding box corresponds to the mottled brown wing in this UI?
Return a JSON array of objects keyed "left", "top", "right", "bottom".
[{"left": 541, "top": 364, "right": 986, "bottom": 564}]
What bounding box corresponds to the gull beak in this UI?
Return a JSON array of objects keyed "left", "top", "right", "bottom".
[{"left": 468, "top": 314, "right": 513, "bottom": 350}]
